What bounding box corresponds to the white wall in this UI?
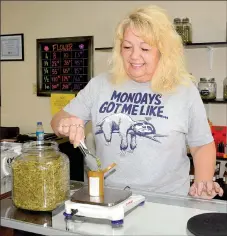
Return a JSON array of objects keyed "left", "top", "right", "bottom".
[{"left": 1, "top": 1, "right": 227, "bottom": 133}]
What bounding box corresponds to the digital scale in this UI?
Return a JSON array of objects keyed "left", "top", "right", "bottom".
[{"left": 64, "top": 186, "right": 145, "bottom": 226}]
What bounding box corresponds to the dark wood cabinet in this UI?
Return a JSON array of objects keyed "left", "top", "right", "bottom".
[{"left": 0, "top": 227, "right": 14, "bottom": 236}]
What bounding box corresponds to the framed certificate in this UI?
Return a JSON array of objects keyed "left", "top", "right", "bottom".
[{"left": 0, "top": 34, "right": 24, "bottom": 61}]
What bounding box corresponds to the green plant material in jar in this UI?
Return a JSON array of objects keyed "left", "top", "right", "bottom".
[
  {"left": 200, "top": 93, "right": 216, "bottom": 100},
  {"left": 200, "top": 90, "right": 216, "bottom": 100},
  {"left": 12, "top": 154, "right": 69, "bottom": 211},
  {"left": 224, "top": 85, "right": 227, "bottom": 100}
]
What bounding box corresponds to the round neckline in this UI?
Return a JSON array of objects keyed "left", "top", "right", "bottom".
[{"left": 124, "top": 78, "right": 151, "bottom": 88}]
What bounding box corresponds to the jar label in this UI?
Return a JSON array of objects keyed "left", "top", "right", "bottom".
[
  {"left": 89, "top": 177, "right": 100, "bottom": 196},
  {"left": 200, "top": 89, "right": 210, "bottom": 96},
  {"left": 36, "top": 131, "right": 44, "bottom": 141}
]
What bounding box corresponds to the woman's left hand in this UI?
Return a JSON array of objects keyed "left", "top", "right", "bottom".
[{"left": 189, "top": 181, "right": 224, "bottom": 199}]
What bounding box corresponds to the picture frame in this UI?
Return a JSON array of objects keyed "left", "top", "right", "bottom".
[{"left": 0, "top": 33, "right": 24, "bottom": 61}]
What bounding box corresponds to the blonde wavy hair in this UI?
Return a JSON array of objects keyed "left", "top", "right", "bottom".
[{"left": 109, "top": 5, "right": 195, "bottom": 94}]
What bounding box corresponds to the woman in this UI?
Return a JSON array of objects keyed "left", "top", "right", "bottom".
[{"left": 51, "top": 5, "right": 223, "bottom": 199}]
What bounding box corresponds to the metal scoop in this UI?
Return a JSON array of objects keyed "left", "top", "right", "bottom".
[{"left": 78, "top": 140, "right": 102, "bottom": 171}]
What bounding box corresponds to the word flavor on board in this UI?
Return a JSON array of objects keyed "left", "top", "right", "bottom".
[{"left": 37, "top": 36, "right": 93, "bottom": 96}]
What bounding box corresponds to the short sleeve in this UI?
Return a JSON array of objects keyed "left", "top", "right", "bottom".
[
  {"left": 63, "top": 77, "right": 97, "bottom": 122},
  {"left": 186, "top": 85, "right": 214, "bottom": 147}
]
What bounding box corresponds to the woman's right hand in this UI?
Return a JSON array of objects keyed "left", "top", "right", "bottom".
[{"left": 58, "top": 116, "right": 85, "bottom": 147}]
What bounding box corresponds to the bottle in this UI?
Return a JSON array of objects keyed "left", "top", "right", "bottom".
[
  {"left": 224, "top": 163, "right": 227, "bottom": 185},
  {"left": 12, "top": 141, "right": 70, "bottom": 211},
  {"left": 182, "top": 17, "right": 192, "bottom": 44},
  {"left": 88, "top": 170, "right": 104, "bottom": 197},
  {"left": 189, "top": 160, "right": 194, "bottom": 186},
  {"left": 223, "top": 77, "right": 227, "bottom": 100},
  {"left": 173, "top": 18, "right": 183, "bottom": 41},
  {"left": 36, "top": 122, "right": 44, "bottom": 142},
  {"left": 214, "top": 163, "right": 220, "bottom": 182},
  {"left": 217, "top": 142, "right": 225, "bottom": 153}
]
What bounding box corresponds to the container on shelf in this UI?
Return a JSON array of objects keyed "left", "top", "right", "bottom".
[
  {"left": 223, "top": 77, "right": 227, "bottom": 100},
  {"left": 198, "top": 77, "right": 217, "bottom": 100},
  {"left": 182, "top": 17, "right": 192, "bottom": 44},
  {"left": 173, "top": 18, "right": 183, "bottom": 41}
]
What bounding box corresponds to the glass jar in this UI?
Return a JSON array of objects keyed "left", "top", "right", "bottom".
[
  {"left": 223, "top": 77, "right": 227, "bottom": 100},
  {"left": 198, "top": 78, "right": 217, "bottom": 100},
  {"left": 182, "top": 17, "right": 192, "bottom": 44},
  {"left": 12, "top": 141, "right": 70, "bottom": 211},
  {"left": 173, "top": 18, "right": 183, "bottom": 41}
]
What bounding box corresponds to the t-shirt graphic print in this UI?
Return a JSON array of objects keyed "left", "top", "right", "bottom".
[{"left": 95, "top": 89, "right": 168, "bottom": 153}]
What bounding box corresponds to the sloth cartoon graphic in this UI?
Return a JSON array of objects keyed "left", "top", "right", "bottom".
[{"left": 95, "top": 113, "right": 167, "bottom": 151}]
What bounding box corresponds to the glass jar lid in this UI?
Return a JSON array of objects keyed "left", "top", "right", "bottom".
[
  {"left": 207, "top": 78, "right": 215, "bottom": 82},
  {"left": 200, "top": 78, "right": 207, "bottom": 82},
  {"left": 174, "top": 18, "right": 181, "bottom": 23},
  {"left": 200, "top": 78, "right": 215, "bottom": 82},
  {"left": 182, "top": 18, "right": 190, "bottom": 23}
]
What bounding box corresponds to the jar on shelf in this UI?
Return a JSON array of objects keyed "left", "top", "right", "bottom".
[
  {"left": 12, "top": 141, "right": 70, "bottom": 211},
  {"left": 198, "top": 77, "right": 217, "bottom": 100},
  {"left": 173, "top": 18, "right": 183, "bottom": 41},
  {"left": 223, "top": 77, "right": 227, "bottom": 100},
  {"left": 182, "top": 17, "right": 192, "bottom": 44}
]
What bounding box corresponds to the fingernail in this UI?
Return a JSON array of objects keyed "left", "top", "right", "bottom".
[{"left": 73, "top": 144, "right": 77, "bottom": 148}]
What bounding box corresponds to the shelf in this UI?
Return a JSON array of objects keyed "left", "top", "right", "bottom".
[
  {"left": 95, "top": 42, "right": 227, "bottom": 51},
  {"left": 184, "top": 42, "right": 227, "bottom": 49},
  {"left": 95, "top": 47, "right": 113, "bottom": 51},
  {"left": 202, "top": 99, "right": 227, "bottom": 104},
  {"left": 187, "top": 153, "right": 227, "bottom": 161}
]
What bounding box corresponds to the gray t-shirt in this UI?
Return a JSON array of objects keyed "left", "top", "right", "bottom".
[{"left": 64, "top": 73, "right": 213, "bottom": 195}]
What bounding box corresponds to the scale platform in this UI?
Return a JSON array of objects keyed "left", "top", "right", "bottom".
[
  {"left": 71, "top": 186, "right": 132, "bottom": 206},
  {"left": 64, "top": 186, "right": 145, "bottom": 226}
]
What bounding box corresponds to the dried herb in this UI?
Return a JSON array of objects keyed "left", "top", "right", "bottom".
[
  {"left": 12, "top": 154, "right": 69, "bottom": 211},
  {"left": 224, "top": 85, "right": 227, "bottom": 100}
]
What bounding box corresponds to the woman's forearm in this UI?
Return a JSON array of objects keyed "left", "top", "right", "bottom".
[{"left": 190, "top": 142, "right": 216, "bottom": 182}]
